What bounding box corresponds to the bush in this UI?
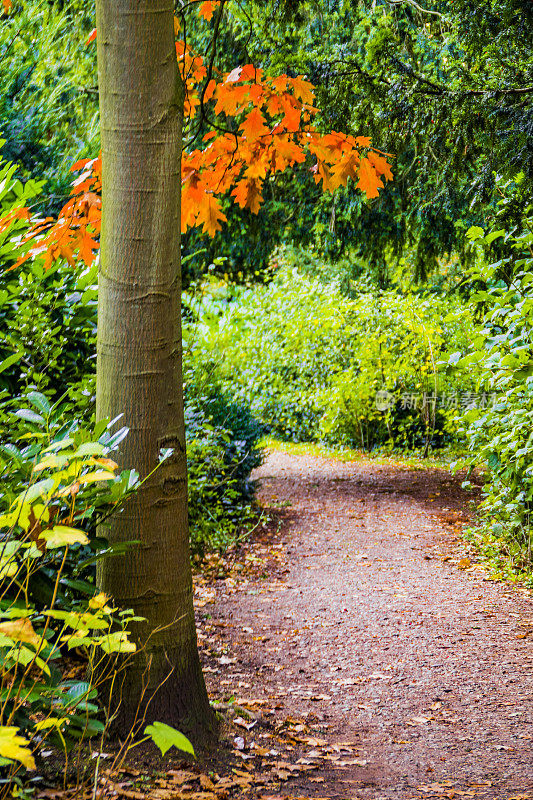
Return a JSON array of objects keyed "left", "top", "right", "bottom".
[
  {"left": 183, "top": 324, "right": 264, "bottom": 552},
  {"left": 0, "top": 147, "right": 97, "bottom": 416},
  {"left": 187, "top": 256, "right": 475, "bottom": 451},
  {"left": 451, "top": 196, "right": 533, "bottom": 575},
  {"left": 0, "top": 395, "right": 139, "bottom": 789}
]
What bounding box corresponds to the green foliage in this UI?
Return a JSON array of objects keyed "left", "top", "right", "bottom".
[
  {"left": 0, "top": 0, "right": 98, "bottom": 214},
  {"left": 187, "top": 253, "right": 475, "bottom": 451},
  {"left": 241, "top": 0, "right": 533, "bottom": 279},
  {"left": 184, "top": 292, "right": 264, "bottom": 552},
  {"left": 0, "top": 398, "right": 139, "bottom": 787},
  {"left": 183, "top": 0, "right": 532, "bottom": 283},
  {"left": 143, "top": 722, "right": 195, "bottom": 758},
  {"left": 451, "top": 195, "right": 533, "bottom": 575},
  {"left": 0, "top": 149, "right": 96, "bottom": 411}
]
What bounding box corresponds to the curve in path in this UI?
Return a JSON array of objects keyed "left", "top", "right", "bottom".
[{"left": 204, "top": 449, "right": 533, "bottom": 799}]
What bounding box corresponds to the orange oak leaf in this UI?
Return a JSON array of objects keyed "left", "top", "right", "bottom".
[
  {"left": 195, "top": 194, "right": 227, "bottom": 236},
  {"left": 290, "top": 75, "right": 315, "bottom": 106},
  {"left": 356, "top": 156, "right": 385, "bottom": 199},
  {"left": 330, "top": 151, "right": 360, "bottom": 190},
  {"left": 231, "top": 179, "right": 264, "bottom": 214},
  {"left": 239, "top": 108, "right": 270, "bottom": 142},
  {"left": 199, "top": 1, "right": 220, "bottom": 21},
  {"left": 368, "top": 150, "right": 394, "bottom": 182},
  {"left": 18, "top": 26, "right": 393, "bottom": 270}
]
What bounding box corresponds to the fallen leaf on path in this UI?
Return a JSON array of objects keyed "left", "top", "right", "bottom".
[
  {"left": 234, "top": 716, "right": 257, "bottom": 730},
  {"left": 166, "top": 770, "right": 198, "bottom": 784},
  {"left": 219, "top": 655, "right": 238, "bottom": 664},
  {"left": 199, "top": 775, "right": 215, "bottom": 791}
]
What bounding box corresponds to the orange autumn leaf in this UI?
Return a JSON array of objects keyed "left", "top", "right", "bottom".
[
  {"left": 356, "top": 156, "right": 385, "bottom": 199},
  {"left": 16, "top": 23, "right": 393, "bottom": 271},
  {"left": 239, "top": 107, "right": 270, "bottom": 142},
  {"left": 231, "top": 179, "right": 264, "bottom": 214},
  {"left": 290, "top": 75, "right": 315, "bottom": 106},
  {"left": 368, "top": 150, "right": 394, "bottom": 182},
  {"left": 2, "top": 0, "right": 11, "bottom": 13},
  {"left": 199, "top": 1, "right": 220, "bottom": 21},
  {"left": 195, "top": 194, "right": 227, "bottom": 236},
  {"left": 330, "top": 151, "right": 360, "bottom": 191}
]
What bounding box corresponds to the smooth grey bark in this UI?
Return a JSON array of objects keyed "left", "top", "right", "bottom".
[{"left": 95, "top": 0, "right": 216, "bottom": 739}]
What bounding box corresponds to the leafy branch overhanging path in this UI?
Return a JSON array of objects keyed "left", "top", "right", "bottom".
[{"left": 197, "top": 448, "right": 533, "bottom": 800}]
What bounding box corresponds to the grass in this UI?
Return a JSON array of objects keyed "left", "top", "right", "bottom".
[{"left": 261, "top": 436, "right": 466, "bottom": 471}]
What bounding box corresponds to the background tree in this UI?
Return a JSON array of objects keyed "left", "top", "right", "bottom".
[{"left": 180, "top": 0, "right": 533, "bottom": 284}]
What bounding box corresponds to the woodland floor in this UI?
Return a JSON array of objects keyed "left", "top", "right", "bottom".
[
  {"left": 193, "top": 448, "right": 533, "bottom": 800},
  {"left": 57, "top": 447, "right": 533, "bottom": 800}
]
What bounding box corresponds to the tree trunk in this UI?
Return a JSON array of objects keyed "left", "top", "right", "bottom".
[{"left": 95, "top": 0, "right": 216, "bottom": 741}]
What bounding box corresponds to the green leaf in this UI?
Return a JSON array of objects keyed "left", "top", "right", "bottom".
[
  {"left": 466, "top": 225, "right": 484, "bottom": 241},
  {"left": 26, "top": 391, "right": 51, "bottom": 415},
  {"left": 11, "top": 408, "right": 45, "bottom": 425},
  {"left": 485, "top": 229, "right": 505, "bottom": 245},
  {"left": 144, "top": 721, "right": 195, "bottom": 757},
  {"left": 72, "top": 442, "right": 105, "bottom": 458},
  {"left": 448, "top": 351, "right": 462, "bottom": 366},
  {"left": 0, "top": 350, "right": 23, "bottom": 375}
]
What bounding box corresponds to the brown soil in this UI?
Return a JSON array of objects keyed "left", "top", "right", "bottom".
[{"left": 197, "top": 448, "right": 533, "bottom": 800}]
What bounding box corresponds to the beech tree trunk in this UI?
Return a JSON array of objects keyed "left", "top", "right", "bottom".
[{"left": 95, "top": 0, "right": 216, "bottom": 739}]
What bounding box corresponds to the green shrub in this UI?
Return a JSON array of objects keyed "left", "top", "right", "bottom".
[
  {"left": 187, "top": 257, "right": 475, "bottom": 451},
  {"left": 183, "top": 337, "right": 264, "bottom": 553},
  {"left": 0, "top": 394, "right": 139, "bottom": 789},
  {"left": 0, "top": 147, "right": 96, "bottom": 417},
  {"left": 451, "top": 196, "right": 533, "bottom": 575}
]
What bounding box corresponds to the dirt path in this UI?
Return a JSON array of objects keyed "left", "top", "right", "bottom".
[{"left": 198, "top": 449, "right": 533, "bottom": 800}]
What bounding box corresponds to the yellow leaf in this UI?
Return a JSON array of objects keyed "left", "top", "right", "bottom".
[
  {"left": 78, "top": 470, "right": 116, "bottom": 484},
  {"left": 34, "top": 717, "right": 68, "bottom": 731},
  {"left": 98, "top": 631, "right": 137, "bottom": 654},
  {"left": 33, "top": 455, "right": 64, "bottom": 472},
  {"left": 0, "top": 618, "right": 40, "bottom": 649},
  {"left": 40, "top": 526, "right": 89, "bottom": 549},
  {"left": 0, "top": 556, "right": 18, "bottom": 579},
  {"left": 95, "top": 457, "right": 118, "bottom": 471},
  {"left": 89, "top": 592, "right": 111, "bottom": 611},
  {"left": 0, "top": 727, "right": 36, "bottom": 770}
]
